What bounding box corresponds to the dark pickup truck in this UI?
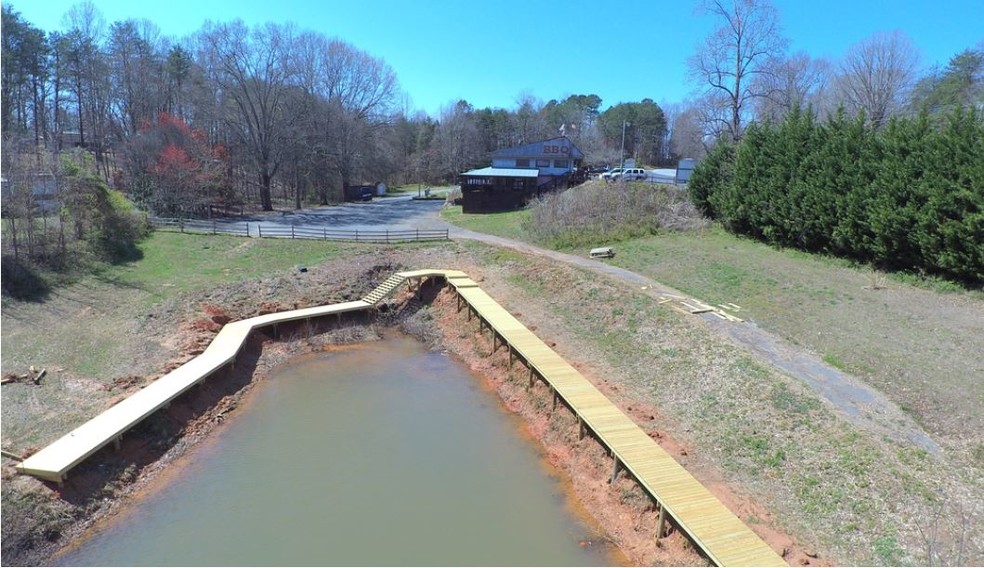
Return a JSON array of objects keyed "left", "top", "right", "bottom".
[{"left": 344, "top": 185, "right": 374, "bottom": 202}]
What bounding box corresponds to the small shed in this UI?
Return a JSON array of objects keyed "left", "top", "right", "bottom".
[{"left": 676, "top": 159, "right": 697, "bottom": 185}]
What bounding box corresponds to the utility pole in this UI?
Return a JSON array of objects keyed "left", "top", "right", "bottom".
[{"left": 620, "top": 121, "right": 630, "bottom": 169}]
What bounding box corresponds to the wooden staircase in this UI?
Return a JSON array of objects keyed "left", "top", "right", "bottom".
[{"left": 360, "top": 274, "right": 407, "bottom": 305}]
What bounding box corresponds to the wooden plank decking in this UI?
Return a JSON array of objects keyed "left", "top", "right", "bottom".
[
  {"left": 15, "top": 270, "right": 463, "bottom": 484},
  {"left": 443, "top": 274, "right": 786, "bottom": 567},
  {"left": 17, "top": 269, "right": 785, "bottom": 566},
  {"left": 15, "top": 300, "right": 372, "bottom": 484}
]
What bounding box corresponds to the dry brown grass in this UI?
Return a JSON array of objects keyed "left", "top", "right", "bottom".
[
  {"left": 466, "top": 246, "right": 983, "bottom": 566},
  {"left": 525, "top": 181, "right": 707, "bottom": 248}
]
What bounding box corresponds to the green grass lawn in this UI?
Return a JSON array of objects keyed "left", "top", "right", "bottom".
[
  {"left": 442, "top": 210, "right": 984, "bottom": 449},
  {"left": 0, "top": 233, "right": 390, "bottom": 381},
  {"left": 97, "top": 232, "right": 371, "bottom": 306},
  {"left": 441, "top": 205, "right": 529, "bottom": 241}
]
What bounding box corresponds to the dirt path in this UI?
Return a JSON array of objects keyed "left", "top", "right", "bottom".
[{"left": 446, "top": 225, "right": 942, "bottom": 457}]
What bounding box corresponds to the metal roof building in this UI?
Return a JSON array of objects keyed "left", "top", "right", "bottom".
[{"left": 459, "top": 137, "right": 585, "bottom": 213}]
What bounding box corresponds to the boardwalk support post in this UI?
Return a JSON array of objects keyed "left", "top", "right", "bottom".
[
  {"left": 656, "top": 505, "right": 667, "bottom": 540},
  {"left": 528, "top": 368, "right": 535, "bottom": 390},
  {"left": 552, "top": 389, "right": 558, "bottom": 411},
  {"left": 578, "top": 417, "right": 586, "bottom": 440},
  {"left": 114, "top": 436, "right": 122, "bottom": 451},
  {"left": 609, "top": 456, "right": 621, "bottom": 484}
]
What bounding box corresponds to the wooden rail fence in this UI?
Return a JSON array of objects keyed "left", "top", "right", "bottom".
[{"left": 148, "top": 217, "right": 449, "bottom": 243}]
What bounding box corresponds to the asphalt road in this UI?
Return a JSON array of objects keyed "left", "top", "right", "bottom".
[{"left": 220, "top": 194, "right": 448, "bottom": 234}]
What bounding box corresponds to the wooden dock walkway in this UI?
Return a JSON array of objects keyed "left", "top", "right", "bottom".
[
  {"left": 442, "top": 272, "right": 786, "bottom": 567},
  {"left": 17, "top": 269, "right": 784, "bottom": 566},
  {"left": 15, "top": 300, "right": 372, "bottom": 484}
]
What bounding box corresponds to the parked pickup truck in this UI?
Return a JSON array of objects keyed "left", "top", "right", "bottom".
[
  {"left": 599, "top": 167, "right": 622, "bottom": 181},
  {"left": 603, "top": 167, "right": 647, "bottom": 182}
]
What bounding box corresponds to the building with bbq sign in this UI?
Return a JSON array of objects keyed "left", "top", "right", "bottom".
[{"left": 458, "top": 136, "right": 585, "bottom": 213}]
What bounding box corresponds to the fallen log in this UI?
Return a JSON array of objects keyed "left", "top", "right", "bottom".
[{"left": 1, "top": 449, "right": 26, "bottom": 461}]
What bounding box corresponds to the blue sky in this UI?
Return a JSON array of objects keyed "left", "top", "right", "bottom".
[{"left": 8, "top": 0, "right": 984, "bottom": 116}]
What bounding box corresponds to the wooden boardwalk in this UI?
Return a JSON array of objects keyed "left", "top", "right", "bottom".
[
  {"left": 15, "top": 300, "right": 372, "bottom": 484},
  {"left": 15, "top": 270, "right": 460, "bottom": 485},
  {"left": 17, "top": 269, "right": 784, "bottom": 566},
  {"left": 442, "top": 273, "right": 786, "bottom": 567}
]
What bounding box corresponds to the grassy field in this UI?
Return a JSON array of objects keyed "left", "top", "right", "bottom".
[
  {"left": 442, "top": 202, "right": 984, "bottom": 462},
  {"left": 457, "top": 244, "right": 983, "bottom": 565},
  {"left": 2, "top": 233, "right": 372, "bottom": 374},
  {"left": 441, "top": 206, "right": 530, "bottom": 241},
  {"left": 2, "top": 228, "right": 982, "bottom": 565},
  {"left": 93, "top": 232, "right": 376, "bottom": 305}
]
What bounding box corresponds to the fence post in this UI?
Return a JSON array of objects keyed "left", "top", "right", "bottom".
[
  {"left": 212, "top": 220, "right": 217, "bottom": 235},
  {"left": 245, "top": 222, "right": 249, "bottom": 237},
  {"left": 291, "top": 225, "right": 295, "bottom": 239},
  {"left": 356, "top": 230, "right": 359, "bottom": 242},
  {"left": 323, "top": 227, "right": 327, "bottom": 241},
  {"left": 179, "top": 218, "right": 185, "bottom": 233},
  {"left": 386, "top": 229, "right": 390, "bottom": 244},
  {"left": 416, "top": 228, "right": 419, "bottom": 241},
  {"left": 258, "top": 225, "right": 263, "bottom": 238}
]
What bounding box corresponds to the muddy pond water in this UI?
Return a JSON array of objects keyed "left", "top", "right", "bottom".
[{"left": 56, "top": 333, "right": 616, "bottom": 566}]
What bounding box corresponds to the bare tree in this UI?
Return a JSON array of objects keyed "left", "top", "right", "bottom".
[
  {"left": 196, "top": 20, "right": 296, "bottom": 211},
  {"left": 287, "top": 33, "right": 399, "bottom": 204},
  {"left": 433, "top": 100, "right": 482, "bottom": 180},
  {"left": 318, "top": 38, "right": 398, "bottom": 194},
  {"left": 319, "top": 38, "right": 397, "bottom": 121},
  {"left": 688, "top": 0, "right": 787, "bottom": 141},
  {"left": 1, "top": 5, "right": 52, "bottom": 153},
  {"left": 753, "top": 52, "right": 833, "bottom": 122},
  {"left": 512, "top": 91, "right": 548, "bottom": 145},
  {"left": 836, "top": 30, "right": 919, "bottom": 127},
  {"left": 60, "top": 1, "right": 117, "bottom": 179},
  {"left": 667, "top": 103, "right": 709, "bottom": 160}
]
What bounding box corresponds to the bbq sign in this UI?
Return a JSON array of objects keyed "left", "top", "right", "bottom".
[{"left": 540, "top": 143, "right": 572, "bottom": 155}]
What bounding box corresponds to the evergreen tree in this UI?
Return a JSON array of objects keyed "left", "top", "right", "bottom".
[{"left": 688, "top": 141, "right": 736, "bottom": 220}]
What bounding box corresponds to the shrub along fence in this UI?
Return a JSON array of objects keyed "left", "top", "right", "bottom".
[
  {"left": 688, "top": 106, "right": 984, "bottom": 286},
  {"left": 148, "top": 217, "right": 449, "bottom": 243}
]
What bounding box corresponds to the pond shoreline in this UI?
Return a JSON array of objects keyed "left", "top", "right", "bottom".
[
  {"left": 19, "top": 278, "right": 804, "bottom": 567},
  {"left": 31, "top": 290, "right": 644, "bottom": 566}
]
